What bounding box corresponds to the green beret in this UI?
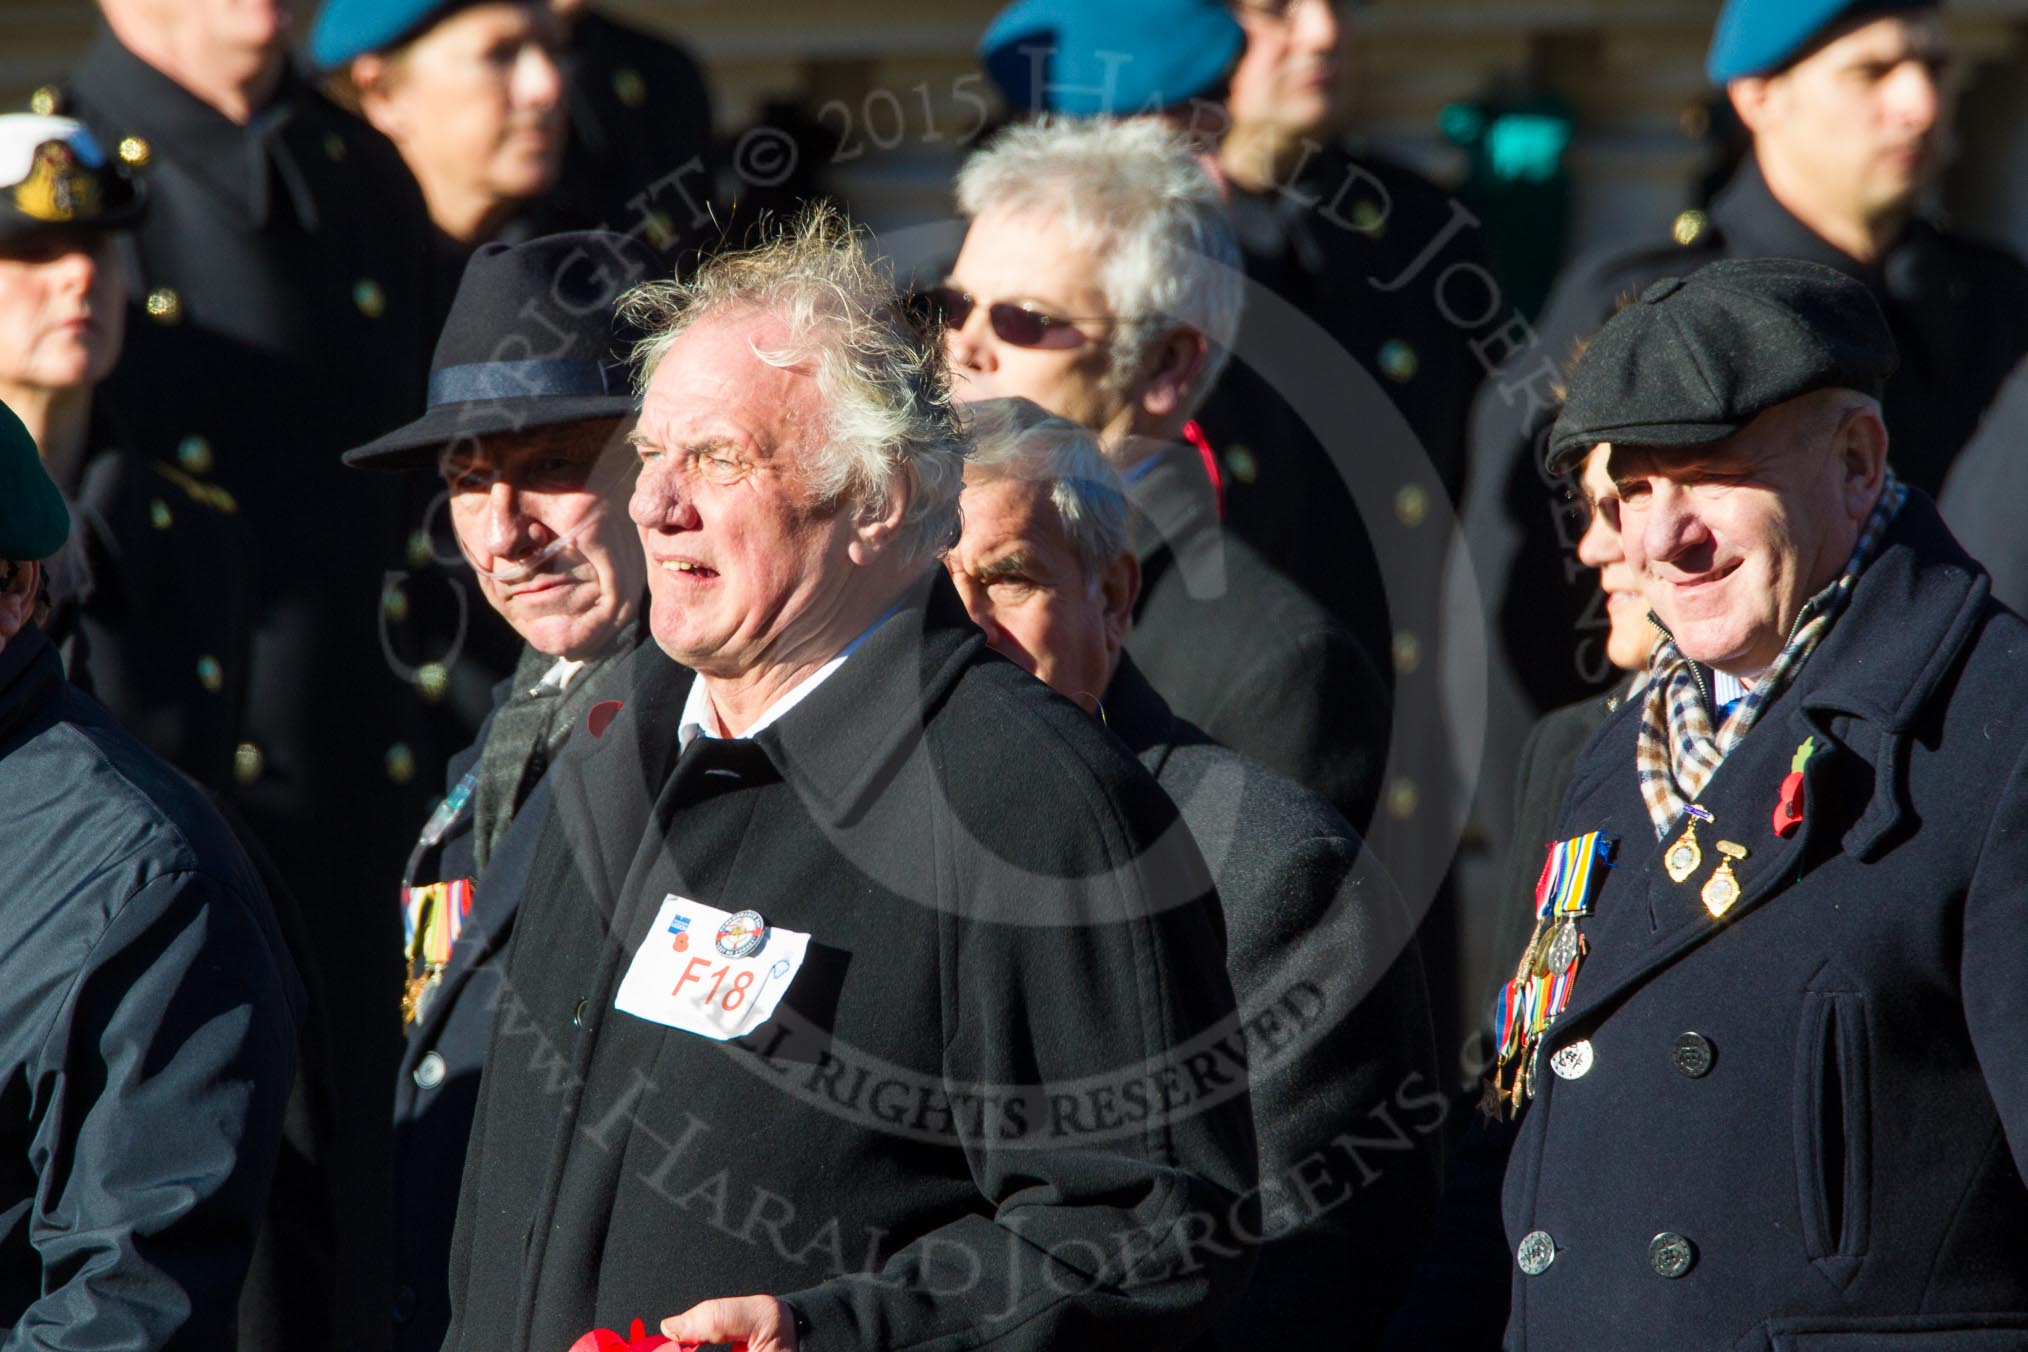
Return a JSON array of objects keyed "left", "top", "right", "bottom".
[{"left": 0, "top": 401, "right": 67, "bottom": 562}]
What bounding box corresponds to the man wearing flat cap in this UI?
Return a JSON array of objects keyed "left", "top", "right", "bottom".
[
  {"left": 1489, "top": 256, "right": 2028, "bottom": 1346},
  {"left": 0, "top": 399, "right": 301, "bottom": 1347},
  {"left": 1454, "top": 0, "right": 2028, "bottom": 1041},
  {"left": 342, "top": 229, "right": 663, "bottom": 1352}
]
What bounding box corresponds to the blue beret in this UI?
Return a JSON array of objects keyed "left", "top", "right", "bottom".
[
  {"left": 980, "top": 0, "right": 1245, "bottom": 117},
  {"left": 309, "top": 0, "right": 475, "bottom": 70},
  {"left": 1707, "top": 0, "right": 1937, "bottom": 85}
]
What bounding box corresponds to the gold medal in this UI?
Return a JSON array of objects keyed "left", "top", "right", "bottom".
[
  {"left": 1701, "top": 841, "right": 1748, "bottom": 917},
  {"left": 1665, "top": 805, "right": 1713, "bottom": 883}
]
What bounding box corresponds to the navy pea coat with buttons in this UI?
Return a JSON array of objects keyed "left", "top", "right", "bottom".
[{"left": 1502, "top": 492, "right": 2028, "bottom": 1350}]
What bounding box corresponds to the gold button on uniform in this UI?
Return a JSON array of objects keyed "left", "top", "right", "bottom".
[
  {"left": 412, "top": 1050, "right": 447, "bottom": 1089},
  {"left": 196, "top": 655, "right": 223, "bottom": 693},
  {"left": 29, "top": 86, "right": 59, "bottom": 118},
  {"left": 613, "top": 66, "right": 647, "bottom": 108},
  {"left": 149, "top": 498, "right": 173, "bottom": 530},
  {"left": 1673, "top": 209, "right": 1708, "bottom": 247},
  {"left": 415, "top": 661, "right": 449, "bottom": 703},
  {"left": 233, "top": 741, "right": 265, "bottom": 784},
  {"left": 406, "top": 530, "right": 434, "bottom": 569},
  {"left": 383, "top": 586, "right": 410, "bottom": 624},
  {"left": 353, "top": 279, "right": 386, "bottom": 319},
  {"left": 176, "top": 435, "right": 213, "bottom": 474},
  {"left": 1224, "top": 443, "right": 1258, "bottom": 485},
  {"left": 1394, "top": 483, "right": 1429, "bottom": 528},
  {"left": 1392, "top": 632, "right": 1422, "bottom": 675},
  {"left": 1349, "top": 199, "right": 1385, "bottom": 238},
  {"left": 145, "top": 288, "right": 183, "bottom": 324},
  {"left": 1379, "top": 339, "right": 1419, "bottom": 383},
  {"left": 386, "top": 742, "right": 416, "bottom": 784},
  {"left": 117, "top": 136, "right": 152, "bottom": 169},
  {"left": 1387, "top": 778, "right": 1420, "bottom": 820}
]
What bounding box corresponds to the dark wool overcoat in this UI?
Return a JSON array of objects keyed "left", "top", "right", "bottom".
[
  {"left": 443, "top": 577, "right": 1258, "bottom": 1351},
  {"left": 1502, "top": 493, "right": 2028, "bottom": 1349}
]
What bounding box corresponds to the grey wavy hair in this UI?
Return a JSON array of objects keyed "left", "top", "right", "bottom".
[
  {"left": 962, "top": 396, "right": 1128, "bottom": 583},
  {"left": 620, "top": 206, "right": 967, "bottom": 563},
  {"left": 955, "top": 116, "right": 1243, "bottom": 415}
]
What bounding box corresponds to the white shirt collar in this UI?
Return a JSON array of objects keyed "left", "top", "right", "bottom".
[
  {"left": 677, "top": 600, "right": 903, "bottom": 754},
  {"left": 537, "top": 655, "right": 586, "bottom": 695}
]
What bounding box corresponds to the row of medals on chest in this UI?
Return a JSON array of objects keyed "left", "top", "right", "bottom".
[{"left": 1517, "top": 808, "right": 1748, "bottom": 1101}]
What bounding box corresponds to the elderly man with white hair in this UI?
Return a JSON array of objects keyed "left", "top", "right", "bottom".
[
  {"left": 941, "top": 116, "right": 1390, "bottom": 831},
  {"left": 440, "top": 210, "right": 1258, "bottom": 1352},
  {"left": 949, "top": 396, "right": 1442, "bottom": 1348}
]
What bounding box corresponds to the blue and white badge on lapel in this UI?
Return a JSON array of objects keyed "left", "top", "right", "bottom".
[{"left": 615, "top": 895, "right": 810, "bottom": 1041}]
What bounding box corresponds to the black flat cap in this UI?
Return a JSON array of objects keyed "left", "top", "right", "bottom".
[
  {"left": 1544, "top": 257, "right": 1898, "bottom": 475},
  {"left": 343, "top": 231, "right": 663, "bottom": 471}
]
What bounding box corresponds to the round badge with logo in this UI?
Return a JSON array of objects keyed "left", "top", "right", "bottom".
[{"left": 715, "top": 909, "right": 769, "bottom": 958}]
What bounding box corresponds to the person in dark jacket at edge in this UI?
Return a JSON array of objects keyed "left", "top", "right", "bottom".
[
  {"left": 340, "top": 229, "right": 658, "bottom": 1352},
  {"left": 947, "top": 395, "right": 1445, "bottom": 1351},
  {"left": 51, "top": 8, "right": 454, "bottom": 1339},
  {"left": 0, "top": 397, "right": 301, "bottom": 1349},
  {"left": 1451, "top": 0, "right": 2028, "bottom": 1075},
  {"left": 440, "top": 207, "right": 1257, "bottom": 1352},
  {"left": 941, "top": 113, "right": 1391, "bottom": 838},
  {"left": 1498, "top": 256, "right": 2028, "bottom": 1347}
]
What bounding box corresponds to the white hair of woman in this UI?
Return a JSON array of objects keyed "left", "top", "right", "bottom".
[
  {"left": 621, "top": 205, "right": 969, "bottom": 563},
  {"left": 963, "top": 395, "right": 1129, "bottom": 583},
  {"left": 955, "top": 116, "right": 1244, "bottom": 413}
]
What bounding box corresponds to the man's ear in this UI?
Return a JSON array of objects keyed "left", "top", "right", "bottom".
[
  {"left": 846, "top": 469, "right": 915, "bottom": 565},
  {"left": 1833, "top": 403, "right": 1889, "bottom": 521},
  {"left": 0, "top": 561, "right": 39, "bottom": 651},
  {"left": 1726, "top": 75, "right": 1777, "bottom": 137},
  {"left": 351, "top": 55, "right": 404, "bottom": 138},
  {"left": 1098, "top": 549, "right": 1140, "bottom": 659},
  {"left": 1135, "top": 328, "right": 1211, "bottom": 422}
]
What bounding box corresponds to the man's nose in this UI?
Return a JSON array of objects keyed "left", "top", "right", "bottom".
[
  {"left": 630, "top": 461, "right": 697, "bottom": 531},
  {"left": 518, "top": 42, "right": 564, "bottom": 111},
  {"left": 1887, "top": 59, "right": 1943, "bottom": 138},
  {"left": 484, "top": 480, "right": 538, "bottom": 558},
  {"left": 1640, "top": 482, "right": 1705, "bottom": 563},
  {"left": 946, "top": 305, "right": 992, "bottom": 374}
]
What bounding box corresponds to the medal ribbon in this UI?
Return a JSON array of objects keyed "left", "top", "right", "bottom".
[
  {"left": 1534, "top": 829, "right": 1614, "bottom": 920},
  {"left": 402, "top": 878, "right": 475, "bottom": 969}
]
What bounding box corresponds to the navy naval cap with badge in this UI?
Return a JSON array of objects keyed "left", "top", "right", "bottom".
[
  {"left": 979, "top": 0, "right": 1244, "bottom": 116},
  {"left": 0, "top": 113, "right": 143, "bottom": 250},
  {"left": 1706, "top": 0, "right": 1939, "bottom": 83}
]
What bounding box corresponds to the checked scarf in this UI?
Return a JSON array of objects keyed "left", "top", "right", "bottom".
[{"left": 1634, "top": 471, "right": 1906, "bottom": 839}]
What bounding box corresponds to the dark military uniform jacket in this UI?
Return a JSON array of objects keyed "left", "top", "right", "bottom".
[
  {"left": 52, "top": 411, "right": 256, "bottom": 793},
  {"left": 0, "top": 625, "right": 301, "bottom": 1349},
  {"left": 1502, "top": 494, "right": 2028, "bottom": 1349},
  {"left": 553, "top": 7, "right": 717, "bottom": 256},
  {"left": 60, "top": 31, "right": 451, "bottom": 1350},
  {"left": 1104, "top": 656, "right": 1442, "bottom": 1351},
  {"left": 443, "top": 577, "right": 1258, "bottom": 1352}
]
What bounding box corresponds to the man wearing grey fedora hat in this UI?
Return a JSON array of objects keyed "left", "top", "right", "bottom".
[
  {"left": 0, "top": 397, "right": 301, "bottom": 1348},
  {"left": 343, "top": 228, "right": 677, "bottom": 1352},
  {"left": 1490, "top": 256, "right": 2028, "bottom": 1346}
]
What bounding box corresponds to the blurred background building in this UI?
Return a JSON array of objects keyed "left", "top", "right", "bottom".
[{"left": 13, "top": 0, "right": 2028, "bottom": 288}]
